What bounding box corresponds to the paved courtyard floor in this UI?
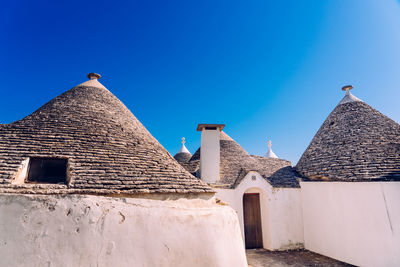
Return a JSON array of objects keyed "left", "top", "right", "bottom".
[{"left": 246, "top": 249, "right": 354, "bottom": 267}]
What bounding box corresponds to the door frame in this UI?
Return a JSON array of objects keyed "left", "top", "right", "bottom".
[{"left": 243, "top": 192, "right": 263, "bottom": 249}]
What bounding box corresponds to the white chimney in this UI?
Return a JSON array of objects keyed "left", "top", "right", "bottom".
[{"left": 197, "top": 124, "right": 225, "bottom": 184}]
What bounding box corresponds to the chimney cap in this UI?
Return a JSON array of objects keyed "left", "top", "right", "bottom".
[
  {"left": 197, "top": 124, "right": 225, "bottom": 131},
  {"left": 87, "top": 73, "right": 102, "bottom": 80},
  {"left": 341, "top": 85, "right": 353, "bottom": 91}
]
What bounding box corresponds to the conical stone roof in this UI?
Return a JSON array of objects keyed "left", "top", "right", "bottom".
[
  {"left": 296, "top": 90, "right": 400, "bottom": 181},
  {"left": 174, "top": 152, "right": 192, "bottom": 165},
  {"left": 174, "top": 138, "right": 192, "bottom": 167},
  {"left": 0, "top": 74, "right": 212, "bottom": 195}
]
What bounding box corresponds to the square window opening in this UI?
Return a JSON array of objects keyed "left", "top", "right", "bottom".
[{"left": 27, "top": 157, "right": 68, "bottom": 184}]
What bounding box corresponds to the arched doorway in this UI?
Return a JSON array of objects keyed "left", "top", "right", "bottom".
[{"left": 243, "top": 193, "right": 263, "bottom": 249}]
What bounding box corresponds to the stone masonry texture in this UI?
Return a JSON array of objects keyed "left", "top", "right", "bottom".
[
  {"left": 0, "top": 84, "right": 213, "bottom": 195},
  {"left": 296, "top": 101, "right": 400, "bottom": 181}
]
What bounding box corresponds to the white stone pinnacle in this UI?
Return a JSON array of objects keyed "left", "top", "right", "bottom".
[
  {"left": 338, "top": 85, "right": 363, "bottom": 105},
  {"left": 77, "top": 73, "right": 107, "bottom": 89},
  {"left": 178, "top": 137, "right": 191, "bottom": 154},
  {"left": 265, "top": 140, "right": 278, "bottom": 158}
]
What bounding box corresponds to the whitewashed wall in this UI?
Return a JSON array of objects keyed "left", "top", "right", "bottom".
[
  {"left": 301, "top": 181, "right": 400, "bottom": 267},
  {"left": 216, "top": 171, "right": 303, "bottom": 250},
  {"left": 0, "top": 194, "right": 247, "bottom": 267}
]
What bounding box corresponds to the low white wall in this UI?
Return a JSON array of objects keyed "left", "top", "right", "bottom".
[
  {"left": 0, "top": 194, "right": 247, "bottom": 267},
  {"left": 301, "top": 181, "right": 400, "bottom": 267},
  {"left": 268, "top": 187, "right": 304, "bottom": 250},
  {"left": 216, "top": 171, "right": 303, "bottom": 250}
]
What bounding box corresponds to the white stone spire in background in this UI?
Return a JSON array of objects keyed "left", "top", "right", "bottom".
[
  {"left": 178, "top": 137, "right": 191, "bottom": 154},
  {"left": 265, "top": 140, "right": 278, "bottom": 158},
  {"left": 338, "top": 85, "right": 363, "bottom": 105}
]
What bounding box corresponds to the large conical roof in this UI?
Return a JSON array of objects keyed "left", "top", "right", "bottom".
[
  {"left": 0, "top": 74, "right": 212, "bottom": 195},
  {"left": 296, "top": 89, "right": 400, "bottom": 181}
]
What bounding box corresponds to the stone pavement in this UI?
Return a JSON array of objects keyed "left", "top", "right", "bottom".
[{"left": 246, "top": 249, "right": 354, "bottom": 267}]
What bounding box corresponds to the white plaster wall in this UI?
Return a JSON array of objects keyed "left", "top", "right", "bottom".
[
  {"left": 0, "top": 194, "right": 247, "bottom": 267},
  {"left": 301, "top": 181, "right": 400, "bottom": 267},
  {"left": 267, "top": 187, "right": 304, "bottom": 250},
  {"left": 216, "top": 171, "right": 303, "bottom": 251},
  {"left": 200, "top": 129, "right": 220, "bottom": 184}
]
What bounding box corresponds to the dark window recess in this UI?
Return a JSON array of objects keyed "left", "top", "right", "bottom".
[
  {"left": 27, "top": 158, "right": 68, "bottom": 184},
  {"left": 205, "top": 127, "right": 217, "bottom": 130}
]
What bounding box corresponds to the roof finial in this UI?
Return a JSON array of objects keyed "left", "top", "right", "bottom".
[
  {"left": 342, "top": 85, "right": 353, "bottom": 95},
  {"left": 177, "top": 137, "right": 191, "bottom": 154},
  {"left": 265, "top": 139, "right": 278, "bottom": 158},
  {"left": 87, "top": 73, "right": 102, "bottom": 80},
  {"left": 338, "top": 85, "right": 363, "bottom": 105}
]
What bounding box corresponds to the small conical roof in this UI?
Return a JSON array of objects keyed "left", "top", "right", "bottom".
[
  {"left": 296, "top": 87, "right": 400, "bottom": 181},
  {"left": 265, "top": 140, "right": 278, "bottom": 158},
  {"left": 176, "top": 137, "right": 191, "bottom": 154},
  {"left": 0, "top": 74, "right": 212, "bottom": 195},
  {"left": 174, "top": 137, "right": 192, "bottom": 165}
]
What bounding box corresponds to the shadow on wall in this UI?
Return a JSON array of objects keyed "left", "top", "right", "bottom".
[
  {"left": 268, "top": 166, "right": 300, "bottom": 188},
  {"left": 386, "top": 170, "right": 400, "bottom": 180}
]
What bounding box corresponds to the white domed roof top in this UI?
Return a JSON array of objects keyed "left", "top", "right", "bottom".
[
  {"left": 265, "top": 140, "right": 278, "bottom": 158},
  {"left": 178, "top": 137, "right": 191, "bottom": 154},
  {"left": 338, "top": 85, "right": 363, "bottom": 105},
  {"left": 77, "top": 73, "right": 107, "bottom": 89}
]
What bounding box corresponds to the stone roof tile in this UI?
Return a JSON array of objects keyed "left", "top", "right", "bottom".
[
  {"left": 296, "top": 96, "right": 400, "bottom": 181},
  {"left": 0, "top": 76, "right": 213, "bottom": 195}
]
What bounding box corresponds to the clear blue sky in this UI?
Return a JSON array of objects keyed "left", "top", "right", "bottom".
[{"left": 1, "top": 0, "right": 399, "bottom": 164}]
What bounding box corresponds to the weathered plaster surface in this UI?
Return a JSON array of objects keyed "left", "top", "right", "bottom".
[
  {"left": 215, "top": 171, "right": 304, "bottom": 251},
  {"left": 301, "top": 181, "right": 400, "bottom": 267},
  {"left": 0, "top": 194, "right": 247, "bottom": 267}
]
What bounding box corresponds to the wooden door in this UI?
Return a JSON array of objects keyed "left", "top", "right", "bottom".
[{"left": 243, "top": 193, "right": 263, "bottom": 249}]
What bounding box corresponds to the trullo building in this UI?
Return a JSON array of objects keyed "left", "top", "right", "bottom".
[
  {"left": 174, "top": 126, "right": 304, "bottom": 251},
  {"left": 175, "top": 86, "right": 400, "bottom": 267},
  {"left": 296, "top": 86, "right": 400, "bottom": 267},
  {"left": 0, "top": 73, "right": 247, "bottom": 267}
]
